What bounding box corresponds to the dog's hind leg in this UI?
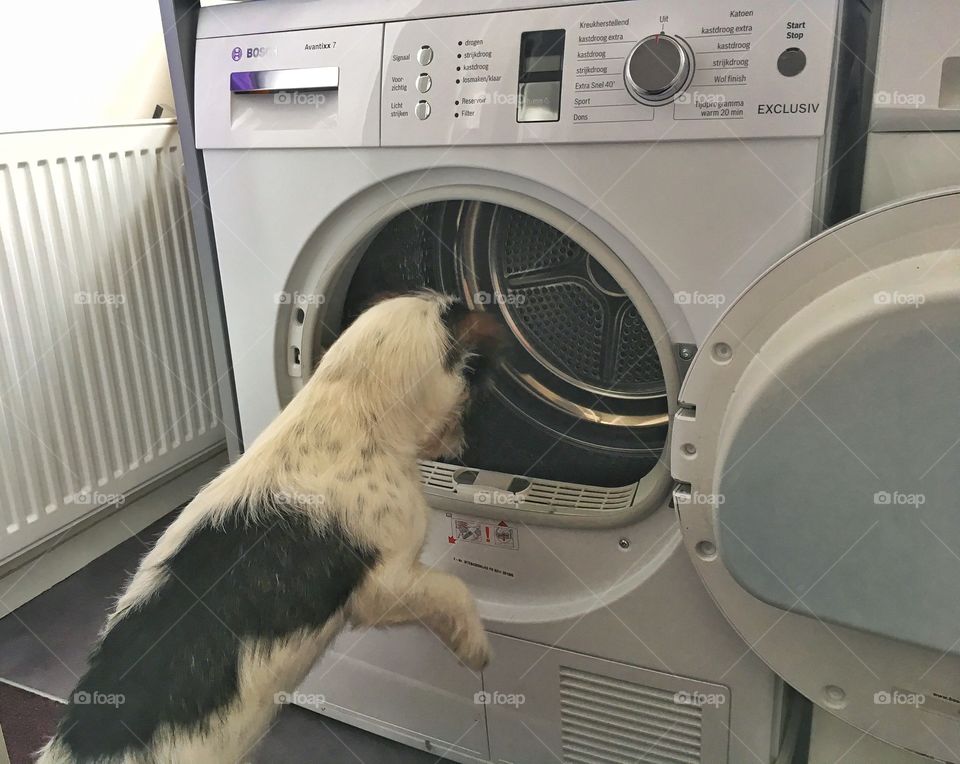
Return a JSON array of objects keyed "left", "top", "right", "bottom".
[{"left": 348, "top": 562, "right": 491, "bottom": 671}]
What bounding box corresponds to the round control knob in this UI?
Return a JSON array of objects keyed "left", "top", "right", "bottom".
[{"left": 624, "top": 34, "right": 694, "bottom": 106}]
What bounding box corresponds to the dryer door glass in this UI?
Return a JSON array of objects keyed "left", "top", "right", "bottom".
[
  {"left": 334, "top": 200, "right": 669, "bottom": 489},
  {"left": 672, "top": 191, "right": 960, "bottom": 761}
]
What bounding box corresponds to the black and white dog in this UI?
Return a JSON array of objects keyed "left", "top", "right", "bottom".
[{"left": 39, "top": 293, "right": 502, "bottom": 763}]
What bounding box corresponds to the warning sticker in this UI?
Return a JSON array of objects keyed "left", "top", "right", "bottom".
[{"left": 446, "top": 513, "right": 519, "bottom": 551}]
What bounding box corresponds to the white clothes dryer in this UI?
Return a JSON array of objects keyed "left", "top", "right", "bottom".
[{"left": 190, "top": 1, "right": 960, "bottom": 761}]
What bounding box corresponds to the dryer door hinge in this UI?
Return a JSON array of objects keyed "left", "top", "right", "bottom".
[{"left": 675, "top": 343, "right": 697, "bottom": 382}]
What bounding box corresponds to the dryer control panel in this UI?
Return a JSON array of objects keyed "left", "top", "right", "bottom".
[
  {"left": 195, "top": 0, "right": 838, "bottom": 149},
  {"left": 381, "top": 0, "right": 838, "bottom": 145}
]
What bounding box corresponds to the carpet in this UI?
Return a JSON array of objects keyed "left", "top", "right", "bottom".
[{"left": 0, "top": 681, "right": 63, "bottom": 764}]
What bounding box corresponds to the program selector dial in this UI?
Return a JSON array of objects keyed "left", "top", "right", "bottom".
[{"left": 623, "top": 34, "right": 695, "bottom": 106}]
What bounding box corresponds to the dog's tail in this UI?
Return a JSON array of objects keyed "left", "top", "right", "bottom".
[{"left": 34, "top": 737, "right": 76, "bottom": 764}]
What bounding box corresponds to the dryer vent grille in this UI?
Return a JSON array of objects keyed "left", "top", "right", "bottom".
[
  {"left": 558, "top": 666, "right": 703, "bottom": 764},
  {"left": 418, "top": 461, "right": 459, "bottom": 492},
  {"left": 417, "top": 461, "right": 637, "bottom": 515}
]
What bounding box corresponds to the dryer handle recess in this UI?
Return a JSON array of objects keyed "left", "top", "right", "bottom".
[{"left": 229, "top": 66, "right": 340, "bottom": 95}]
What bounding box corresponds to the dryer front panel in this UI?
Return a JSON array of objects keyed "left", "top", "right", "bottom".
[{"left": 195, "top": 0, "right": 840, "bottom": 149}]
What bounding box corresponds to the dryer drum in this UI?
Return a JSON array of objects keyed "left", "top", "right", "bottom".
[
  {"left": 339, "top": 201, "right": 669, "bottom": 487},
  {"left": 464, "top": 202, "right": 665, "bottom": 399}
]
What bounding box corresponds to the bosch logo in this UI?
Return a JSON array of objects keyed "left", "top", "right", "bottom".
[{"left": 232, "top": 46, "right": 271, "bottom": 60}]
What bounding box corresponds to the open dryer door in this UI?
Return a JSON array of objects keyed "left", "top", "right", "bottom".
[{"left": 672, "top": 190, "right": 960, "bottom": 762}]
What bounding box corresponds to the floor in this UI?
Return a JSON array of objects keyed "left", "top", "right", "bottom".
[
  {"left": 0, "top": 683, "right": 61, "bottom": 764},
  {"left": 0, "top": 512, "right": 440, "bottom": 764}
]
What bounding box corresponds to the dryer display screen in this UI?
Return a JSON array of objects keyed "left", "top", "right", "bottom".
[{"left": 517, "top": 29, "right": 565, "bottom": 123}]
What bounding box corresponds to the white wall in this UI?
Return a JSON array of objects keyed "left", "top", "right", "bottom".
[{"left": 0, "top": 1, "right": 174, "bottom": 133}]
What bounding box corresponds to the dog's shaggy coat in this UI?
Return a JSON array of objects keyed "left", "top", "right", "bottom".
[{"left": 38, "top": 293, "right": 498, "bottom": 763}]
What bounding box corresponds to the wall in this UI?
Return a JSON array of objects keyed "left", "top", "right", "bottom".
[{"left": 0, "top": 1, "right": 174, "bottom": 133}]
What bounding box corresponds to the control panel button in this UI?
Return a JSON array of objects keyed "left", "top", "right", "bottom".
[
  {"left": 624, "top": 34, "right": 694, "bottom": 106},
  {"left": 415, "top": 100, "right": 432, "bottom": 120},
  {"left": 777, "top": 47, "right": 807, "bottom": 77},
  {"left": 416, "top": 73, "right": 433, "bottom": 93},
  {"left": 416, "top": 45, "right": 434, "bottom": 65}
]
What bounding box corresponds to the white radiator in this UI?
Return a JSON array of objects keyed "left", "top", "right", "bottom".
[{"left": 0, "top": 121, "right": 225, "bottom": 566}]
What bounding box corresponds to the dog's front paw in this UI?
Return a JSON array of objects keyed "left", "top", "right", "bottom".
[{"left": 456, "top": 629, "right": 492, "bottom": 671}]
